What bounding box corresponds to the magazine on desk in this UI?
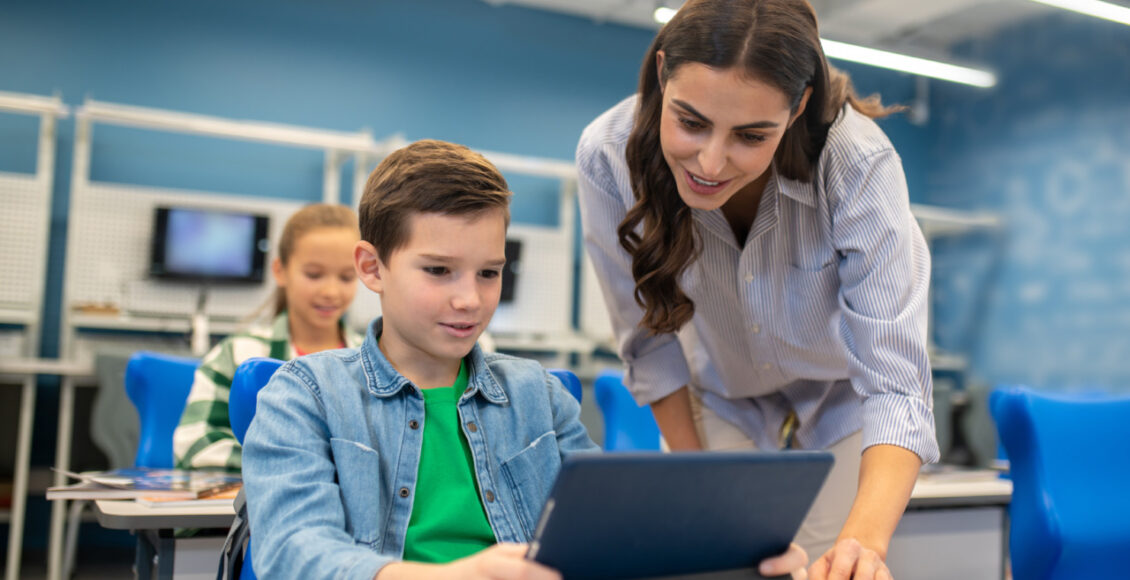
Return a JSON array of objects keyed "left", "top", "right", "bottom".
[{"left": 46, "top": 468, "right": 242, "bottom": 501}]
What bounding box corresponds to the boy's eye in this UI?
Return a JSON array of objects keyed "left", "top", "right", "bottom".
[
  {"left": 480, "top": 269, "right": 501, "bottom": 280},
  {"left": 423, "top": 266, "right": 449, "bottom": 276}
]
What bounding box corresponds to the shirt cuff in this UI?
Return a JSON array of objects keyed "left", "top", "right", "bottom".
[
  {"left": 860, "top": 392, "right": 940, "bottom": 463},
  {"left": 624, "top": 339, "right": 692, "bottom": 406}
]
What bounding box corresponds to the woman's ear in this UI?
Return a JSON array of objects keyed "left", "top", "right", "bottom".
[
  {"left": 656, "top": 50, "right": 666, "bottom": 90},
  {"left": 354, "top": 241, "right": 384, "bottom": 294},
  {"left": 790, "top": 86, "right": 814, "bottom": 127}
]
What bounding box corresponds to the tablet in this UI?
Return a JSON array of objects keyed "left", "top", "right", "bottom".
[{"left": 526, "top": 451, "right": 833, "bottom": 580}]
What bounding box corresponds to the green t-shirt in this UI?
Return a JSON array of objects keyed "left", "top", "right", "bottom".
[{"left": 402, "top": 361, "right": 496, "bottom": 563}]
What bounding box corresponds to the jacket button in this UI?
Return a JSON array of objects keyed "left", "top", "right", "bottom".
[
  {"left": 466, "top": 422, "right": 478, "bottom": 433},
  {"left": 409, "top": 420, "right": 419, "bottom": 430},
  {"left": 484, "top": 490, "right": 495, "bottom": 502},
  {"left": 464, "top": 387, "right": 473, "bottom": 395},
  {"left": 399, "top": 487, "right": 410, "bottom": 498}
]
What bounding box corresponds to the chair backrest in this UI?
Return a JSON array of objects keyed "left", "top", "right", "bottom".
[
  {"left": 990, "top": 386, "right": 1130, "bottom": 580},
  {"left": 229, "top": 357, "right": 286, "bottom": 444},
  {"left": 547, "top": 368, "right": 582, "bottom": 404},
  {"left": 124, "top": 351, "right": 200, "bottom": 468},
  {"left": 593, "top": 369, "right": 661, "bottom": 451}
]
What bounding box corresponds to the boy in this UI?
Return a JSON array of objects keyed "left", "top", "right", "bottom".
[
  {"left": 242, "top": 140, "right": 596, "bottom": 579},
  {"left": 242, "top": 140, "right": 806, "bottom": 580}
]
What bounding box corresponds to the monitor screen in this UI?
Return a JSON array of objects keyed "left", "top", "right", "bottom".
[
  {"left": 501, "top": 239, "right": 521, "bottom": 303},
  {"left": 150, "top": 206, "right": 269, "bottom": 283}
]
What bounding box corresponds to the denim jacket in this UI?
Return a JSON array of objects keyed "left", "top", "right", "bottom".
[{"left": 242, "top": 318, "right": 599, "bottom": 580}]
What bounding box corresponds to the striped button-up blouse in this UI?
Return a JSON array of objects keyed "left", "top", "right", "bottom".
[{"left": 577, "top": 95, "right": 939, "bottom": 462}]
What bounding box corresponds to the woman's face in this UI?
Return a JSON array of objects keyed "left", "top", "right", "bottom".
[{"left": 658, "top": 59, "right": 806, "bottom": 212}]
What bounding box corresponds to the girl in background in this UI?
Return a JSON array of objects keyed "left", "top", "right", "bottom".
[{"left": 174, "top": 203, "right": 364, "bottom": 470}]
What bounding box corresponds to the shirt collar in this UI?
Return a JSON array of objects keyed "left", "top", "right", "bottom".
[{"left": 359, "top": 317, "right": 509, "bottom": 404}]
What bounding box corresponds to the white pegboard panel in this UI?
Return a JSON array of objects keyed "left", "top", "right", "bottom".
[
  {"left": 0, "top": 172, "right": 50, "bottom": 309},
  {"left": 67, "top": 181, "right": 305, "bottom": 321},
  {"left": 489, "top": 224, "right": 572, "bottom": 335},
  {"left": 0, "top": 329, "right": 27, "bottom": 358},
  {"left": 578, "top": 252, "right": 615, "bottom": 346}
]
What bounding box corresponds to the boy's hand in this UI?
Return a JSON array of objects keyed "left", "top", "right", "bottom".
[
  {"left": 759, "top": 543, "right": 809, "bottom": 579},
  {"left": 444, "top": 543, "right": 561, "bottom": 580}
]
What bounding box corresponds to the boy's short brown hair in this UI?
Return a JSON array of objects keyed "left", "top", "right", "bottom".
[{"left": 359, "top": 139, "right": 511, "bottom": 263}]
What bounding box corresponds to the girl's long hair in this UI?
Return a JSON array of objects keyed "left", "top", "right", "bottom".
[{"left": 620, "top": 0, "right": 901, "bottom": 334}]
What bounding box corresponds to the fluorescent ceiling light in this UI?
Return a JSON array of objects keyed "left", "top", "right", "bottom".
[
  {"left": 821, "top": 39, "right": 997, "bottom": 88},
  {"left": 1028, "top": 0, "right": 1130, "bottom": 25},
  {"left": 653, "top": 6, "right": 678, "bottom": 23}
]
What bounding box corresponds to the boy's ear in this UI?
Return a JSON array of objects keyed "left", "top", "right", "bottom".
[{"left": 354, "top": 241, "right": 385, "bottom": 294}]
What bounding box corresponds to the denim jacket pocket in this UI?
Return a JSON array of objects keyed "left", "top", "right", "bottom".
[
  {"left": 499, "top": 430, "right": 560, "bottom": 538},
  {"left": 330, "top": 437, "right": 381, "bottom": 546}
]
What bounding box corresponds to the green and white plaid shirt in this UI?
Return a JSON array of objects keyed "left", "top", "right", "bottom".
[{"left": 172, "top": 312, "right": 364, "bottom": 470}]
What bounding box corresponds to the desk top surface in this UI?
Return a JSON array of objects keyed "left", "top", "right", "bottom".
[{"left": 908, "top": 470, "right": 1012, "bottom": 508}]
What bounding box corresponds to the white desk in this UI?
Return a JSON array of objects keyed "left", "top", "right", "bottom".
[
  {"left": 0, "top": 357, "right": 96, "bottom": 580},
  {"left": 890, "top": 470, "right": 1013, "bottom": 580},
  {"left": 94, "top": 500, "right": 232, "bottom": 580}
]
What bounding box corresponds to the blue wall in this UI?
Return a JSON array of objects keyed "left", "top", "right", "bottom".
[
  {"left": 1, "top": 0, "right": 926, "bottom": 360},
  {"left": 926, "top": 13, "right": 1130, "bottom": 390}
]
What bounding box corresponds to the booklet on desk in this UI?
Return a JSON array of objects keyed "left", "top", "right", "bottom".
[{"left": 46, "top": 468, "right": 242, "bottom": 501}]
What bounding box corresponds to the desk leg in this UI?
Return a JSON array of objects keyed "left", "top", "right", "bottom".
[
  {"left": 46, "top": 376, "right": 76, "bottom": 580},
  {"left": 4, "top": 376, "right": 36, "bottom": 580},
  {"left": 136, "top": 530, "right": 176, "bottom": 580}
]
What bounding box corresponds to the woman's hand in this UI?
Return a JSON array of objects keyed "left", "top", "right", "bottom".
[
  {"left": 377, "top": 544, "right": 560, "bottom": 580},
  {"left": 807, "top": 538, "right": 891, "bottom": 580},
  {"left": 759, "top": 542, "right": 809, "bottom": 579}
]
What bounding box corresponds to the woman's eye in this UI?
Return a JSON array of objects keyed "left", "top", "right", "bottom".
[
  {"left": 423, "top": 266, "right": 448, "bottom": 276},
  {"left": 679, "top": 117, "right": 705, "bottom": 131},
  {"left": 738, "top": 132, "right": 767, "bottom": 144}
]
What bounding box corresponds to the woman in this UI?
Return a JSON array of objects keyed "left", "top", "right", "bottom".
[{"left": 577, "top": 1, "right": 938, "bottom": 578}]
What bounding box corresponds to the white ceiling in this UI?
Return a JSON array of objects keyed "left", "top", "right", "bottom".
[{"left": 483, "top": 0, "right": 1057, "bottom": 59}]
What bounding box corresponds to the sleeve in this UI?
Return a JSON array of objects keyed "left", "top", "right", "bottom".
[
  {"left": 173, "top": 338, "right": 241, "bottom": 470},
  {"left": 827, "top": 146, "right": 940, "bottom": 463},
  {"left": 242, "top": 366, "right": 390, "bottom": 580},
  {"left": 575, "top": 129, "right": 692, "bottom": 406}
]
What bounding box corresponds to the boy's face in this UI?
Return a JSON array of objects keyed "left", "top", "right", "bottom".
[{"left": 356, "top": 209, "right": 507, "bottom": 377}]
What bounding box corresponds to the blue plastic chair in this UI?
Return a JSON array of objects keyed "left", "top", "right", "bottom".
[
  {"left": 124, "top": 351, "right": 201, "bottom": 468},
  {"left": 593, "top": 369, "right": 661, "bottom": 451},
  {"left": 62, "top": 352, "right": 199, "bottom": 579},
  {"left": 227, "top": 357, "right": 285, "bottom": 580},
  {"left": 547, "top": 368, "right": 582, "bottom": 404},
  {"left": 989, "top": 386, "right": 1130, "bottom": 580}
]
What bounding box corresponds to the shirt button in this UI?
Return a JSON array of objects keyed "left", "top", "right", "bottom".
[
  {"left": 761, "top": 362, "right": 773, "bottom": 371},
  {"left": 751, "top": 324, "right": 761, "bottom": 334},
  {"left": 409, "top": 420, "right": 419, "bottom": 430},
  {"left": 399, "top": 487, "right": 410, "bottom": 498},
  {"left": 744, "top": 273, "right": 754, "bottom": 283},
  {"left": 484, "top": 490, "right": 495, "bottom": 502},
  {"left": 467, "top": 422, "right": 478, "bottom": 433}
]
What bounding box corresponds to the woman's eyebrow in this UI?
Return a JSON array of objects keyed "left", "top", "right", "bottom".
[{"left": 672, "top": 98, "right": 780, "bottom": 131}]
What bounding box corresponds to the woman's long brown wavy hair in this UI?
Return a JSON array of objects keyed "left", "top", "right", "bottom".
[{"left": 620, "top": 0, "right": 901, "bottom": 335}]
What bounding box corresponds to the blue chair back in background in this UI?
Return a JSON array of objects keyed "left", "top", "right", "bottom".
[
  {"left": 229, "top": 357, "right": 286, "bottom": 444},
  {"left": 547, "top": 368, "right": 582, "bottom": 404},
  {"left": 989, "top": 386, "right": 1130, "bottom": 580},
  {"left": 124, "top": 351, "right": 200, "bottom": 468},
  {"left": 593, "top": 369, "right": 661, "bottom": 451},
  {"left": 227, "top": 356, "right": 284, "bottom": 580}
]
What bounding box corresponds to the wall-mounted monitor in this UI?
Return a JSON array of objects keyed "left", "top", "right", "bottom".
[
  {"left": 149, "top": 206, "right": 270, "bottom": 284},
  {"left": 501, "top": 238, "right": 521, "bottom": 303}
]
